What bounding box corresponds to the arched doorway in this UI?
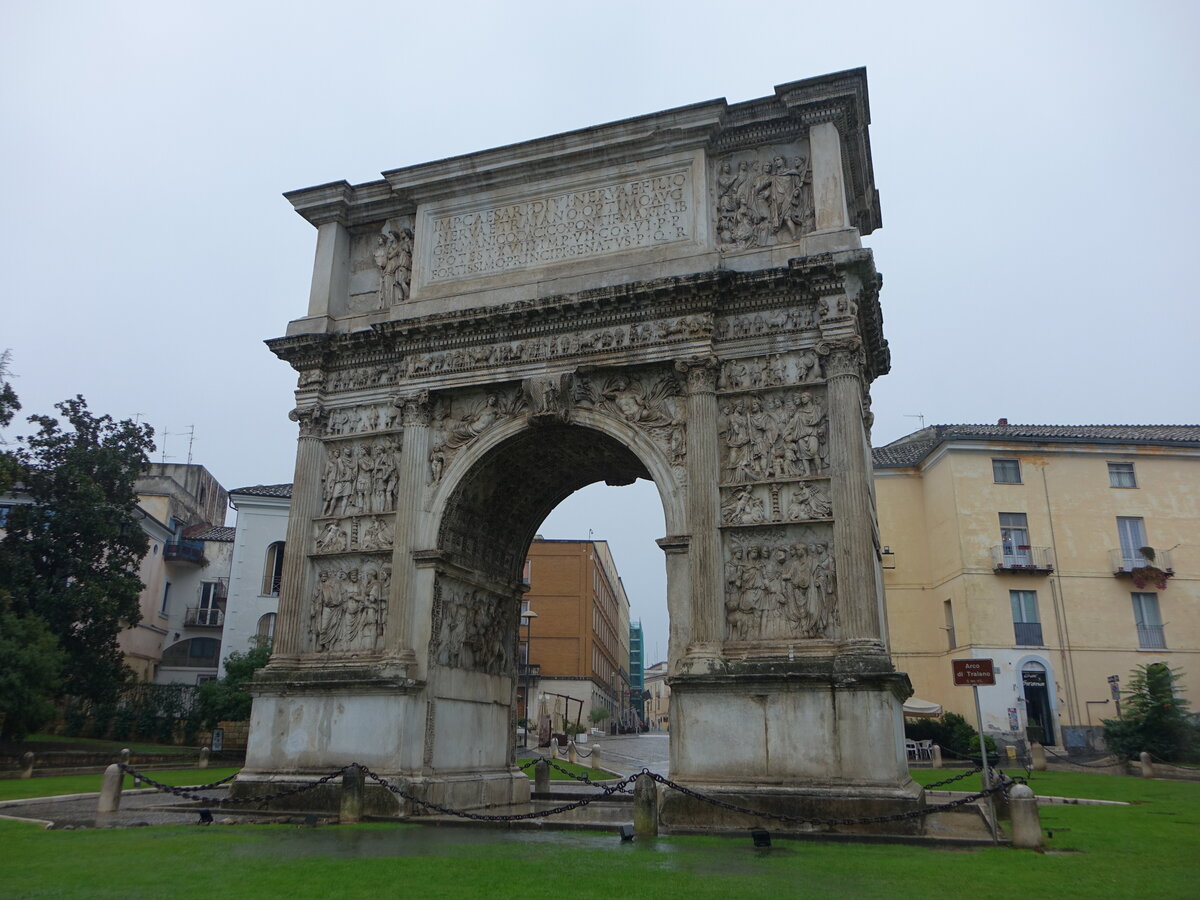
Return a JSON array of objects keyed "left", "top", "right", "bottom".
[{"left": 1020, "top": 660, "right": 1056, "bottom": 746}]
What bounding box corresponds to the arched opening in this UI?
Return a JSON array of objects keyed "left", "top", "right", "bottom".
[
  {"left": 261, "top": 541, "right": 285, "bottom": 596},
  {"left": 1020, "top": 660, "right": 1056, "bottom": 746},
  {"left": 427, "top": 418, "right": 672, "bottom": 767}
]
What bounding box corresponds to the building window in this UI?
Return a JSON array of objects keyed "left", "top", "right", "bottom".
[
  {"left": 1116, "top": 517, "right": 1149, "bottom": 570},
  {"left": 999, "top": 513, "right": 1032, "bottom": 566},
  {"left": 522, "top": 559, "right": 532, "bottom": 586},
  {"left": 256, "top": 613, "right": 277, "bottom": 642},
  {"left": 1108, "top": 462, "right": 1137, "bottom": 488},
  {"left": 992, "top": 458, "right": 1022, "bottom": 484},
  {"left": 262, "top": 541, "right": 285, "bottom": 596},
  {"left": 161, "top": 582, "right": 171, "bottom": 615},
  {"left": 943, "top": 600, "right": 956, "bottom": 649},
  {"left": 1010, "top": 590, "right": 1043, "bottom": 645},
  {"left": 1132, "top": 593, "right": 1166, "bottom": 649}
]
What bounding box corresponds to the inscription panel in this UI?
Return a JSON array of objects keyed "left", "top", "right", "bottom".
[{"left": 415, "top": 155, "right": 701, "bottom": 288}]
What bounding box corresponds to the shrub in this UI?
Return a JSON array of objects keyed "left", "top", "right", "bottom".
[{"left": 1103, "top": 664, "right": 1200, "bottom": 763}]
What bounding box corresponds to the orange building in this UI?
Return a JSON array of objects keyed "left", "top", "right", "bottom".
[{"left": 520, "top": 538, "right": 632, "bottom": 733}]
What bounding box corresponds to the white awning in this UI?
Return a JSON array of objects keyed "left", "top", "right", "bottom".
[{"left": 902, "top": 697, "right": 943, "bottom": 718}]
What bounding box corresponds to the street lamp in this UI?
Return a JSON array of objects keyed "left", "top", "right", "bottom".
[{"left": 520, "top": 608, "right": 537, "bottom": 748}]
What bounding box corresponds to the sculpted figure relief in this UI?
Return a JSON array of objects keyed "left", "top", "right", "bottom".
[
  {"left": 325, "top": 404, "right": 395, "bottom": 437},
  {"left": 321, "top": 440, "right": 400, "bottom": 516},
  {"left": 716, "top": 149, "right": 814, "bottom": 252},
  {"left": 374, "top": 224, "right": 414, "bottom": 307},
  {"left": 428, "top": 389, "right": 525, "bottom": 483},
  {"left": 311, "top": 561, "right": 391, "bottom": 654},
  {"left": 719, "top": 390, "right": 827, "bottom": 483},
  {"left": 433, "top": 580, "right": 516, "bottom": 676},
  {"left": 721, "top": 481, "right": 832, "bottom": 526},
  {"left": 716, "top": 304, "right": 816, "bottom": 339},
  {"left": 725, "top": 537, "right": 837, "bottom": 640}
]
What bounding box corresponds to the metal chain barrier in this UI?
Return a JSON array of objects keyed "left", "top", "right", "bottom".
[
  {"left": 923, "top": 766, "right": 984, "bottom": 790},
  {"left": 117, "top": 762, "right": 347, "bottom": 806},
  {"left": 359, "top": 765, "right": 639, "bottom": 822},
  {"left": 119, "top": 760, "right": 1012, "bottom": 829},
  {"left": 542, "top": 757, "right": 631, "bottom": 793},
  {"left": 1041, "top": 745, "right": 1125, "bottom": 769},
  {"left": 1147, "top": 752, "right": 1200, "bottom": 770}
]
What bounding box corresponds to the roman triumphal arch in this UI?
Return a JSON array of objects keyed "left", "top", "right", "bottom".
[{"left": 235, "top": 69, "right": 925, "bottom": 829}]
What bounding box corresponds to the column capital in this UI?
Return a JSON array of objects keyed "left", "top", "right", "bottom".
[
  {"left": 675, "top": 356, "right": 719, "bottom": 394},
  {"left": 289, "top": 403, "right": 326, "bottom": 438},
  {"left": 818, "top": 338, "right": 866, "bottom": 379},
  {"left": 394, "top": 390, "right": 432, "bottom": 427}
]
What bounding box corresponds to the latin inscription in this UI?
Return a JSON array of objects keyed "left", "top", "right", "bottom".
[{"left": 426, "top": 170, "right": 693, "bottom": 282}]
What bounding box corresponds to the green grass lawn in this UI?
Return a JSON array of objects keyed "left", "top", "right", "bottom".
[
  {"left": 0, "top": 768, "right": 241, "bottom": 802},
  {"left": 0, "top": 771, "right": 1196, "bottom": 898},
  {"left": 520, "top": 759, "right": 617, "bottom": 781}
]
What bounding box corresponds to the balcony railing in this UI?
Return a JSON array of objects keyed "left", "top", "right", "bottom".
[
  {"left": 1137, "top": 625, "right": 1167, "bottom": 650},
  {"left": 163, "top": 539, "right": 206, "bottom": 566},
  {"left": 1111, "top": 548, "right": 1174, "bottom": 576},
  {"left": 991, "top": 545, "right": 1054, "bottom": 573},
  {"left": 185, "top": 607, "right": 225, "bottom": 628},
  {"left": 519, "top": 663, "right": 541, "bottom": 678},
  {"left": 1013, "top": 621, "right": 1044, "bottom": 646}
]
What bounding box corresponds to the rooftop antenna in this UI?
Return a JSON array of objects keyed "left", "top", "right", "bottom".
[
  {"left": 182, "top": 424, "right": 195, "bottom": 466},
  {"left": 905, "top": 414, "right": 926, "bottom": 430},
  {"left": 159, "top": 430, "right": 176, "bottom": 464},
  {"left": 588, "top": 528, "right": 594, "bottom": 542}
]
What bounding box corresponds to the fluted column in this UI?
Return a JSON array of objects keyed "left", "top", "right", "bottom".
[
  {"left": 823, "top": 340, "right": 885, "bottom": 651},
  {"left": 676, "top": 357, "right": 722, "bottom": 653},
  {"left": 273, "top": 405, "right": 326, "bottom": 660},
  {"left": 383, "top": 391, "right": 429, "bottom": 663}
]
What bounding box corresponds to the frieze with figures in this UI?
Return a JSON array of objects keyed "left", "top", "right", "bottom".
[
  {"left": 430, "top": 576, "right": 518, "bottom": 677},
  {"left": 313, "top": 514, "right": 395, "bottom": 555},
  {"left": 719, "top": 389, "right": 828, "bottom": 484},
  {"left": 720, "top": 479, "right": 832, "bottom": 527},
  {"left": 717, "top": 350, "right": 823, "bottom": 392},
  {"left": 724, "top": 526, "right": 837, "bottom": 642},
  {"left": 323, "top": 403, "right": 402, "bottom": 437},
  {"left": 321, "top": 438, "right": 401, "bottom": 517},
  {"left": 309, "top": 557, "right": 391, "bottom": 655}
]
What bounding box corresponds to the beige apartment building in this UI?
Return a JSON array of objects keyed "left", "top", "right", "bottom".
[{"left": 874, "top": 424, "right": 1200, "bottom": 750}]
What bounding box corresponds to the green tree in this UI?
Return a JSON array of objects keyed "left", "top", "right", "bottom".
[
  {"left": 196, "top": 641, "right": 273, "bottom": 728},
  {"left": 1103, "top": 663, "right": 1197, "bottom": 762},
  {"left": 0, "top": 395, "right": 155, "bottom": 702},
  {"left": 0, "top": 350, "right": 21, "bottom": 492},
  {"left": 0, "top": 596, "right": 66, "bottom": 740}
]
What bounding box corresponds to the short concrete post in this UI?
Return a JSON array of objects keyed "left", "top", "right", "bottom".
[
  {"left": 340, "top": 764, "right": 364, "bottom": 824},
  {"left": 198, "top": 747, "right": 211, "bottom": 770},
  {"left": 119, "top": 748, "right": 131, "bottom": 765},
  {"left": 931, "top": 744, "right": 943, "bottom": 769},
  {"left": 549, "top": 738, "right": 560, "bottom": 758},
  {"left": 20, "top": 751, "right": 35, "bottom": 779},
  {"left": 1030, "top": 743, "right": 1047, "bottom": 771},
  {"left": 1009, "top": 784, "right": 1043, "bottom": 850},
  {"left": 633, "top": 773, "right": 658, "bottom": 837},
  {"left": 98, "top": 763, "right": 123, "bottom": 813},
  {"left": 1140, "top": 751, "right": 1154, "bottom": 778},
  {"left": 590, "top": 746, "right": 603, "bottom": 773},
  {"left": 567, "top": 741, "right": 577, "bottom": 765},
  {"left": 534, "top": 759, "right": 550, "bottom": 793}
]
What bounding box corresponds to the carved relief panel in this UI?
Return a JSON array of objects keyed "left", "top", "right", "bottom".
[
  {"left": 313, "top": 515, "right": 395, "bottom": 554},
  {"left": 309, "top": 556, "right": 392, "bottom": 655},
  {"left": 428, "top": 386, "right": 526, "bottom": 485},
  {"left": 323, "top": 403, "right": 401, "bottom": 436},
  {"left": 320, "top": 438, "right": 401, "bottom": 518},
  {"left": 346, "top": 217, "right": 415, "bottom": 314},
  {"left": 720, "top": 480, "right": 832, "bottom": 526},
  {"left": 429, "top": 575, "right": 518, "bottom": 677},
  {"left": 718, "top": 386, "right": 828, "bottom": 483},
  {"left": 723, "top": 526, "right": 837, "bottom": 642},
  {"left": 713, "top": 141, "right": 815, "bottom": 254}
]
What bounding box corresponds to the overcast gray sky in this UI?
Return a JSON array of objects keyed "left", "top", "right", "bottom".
[{"left": 4, "top": 1, "right": 1197, "bottom": 661}]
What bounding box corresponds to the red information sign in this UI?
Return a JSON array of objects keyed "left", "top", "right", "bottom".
[{"left": 952, "top": 658, "right": 996, "bottom": 686}]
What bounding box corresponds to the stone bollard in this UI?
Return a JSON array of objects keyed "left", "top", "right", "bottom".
[
  {"left": 119, "top": 748, "right": 131, "bottom": 765},
  {"left": 931, "top": 744, "right": 943, "bottom": 769},
  {"left": 568, "top": 741, "right": 577, "bottom": 765},
  {"left": 198, "top": 747, "right": 211, "bottom": 770},
  {"left": 1140, "top": 751, "right": 1154, "bottom": 778},
  {"left": 550, "top": 738, "right": 560, "bottom": 758},
  {"left": 534, "top": 759, "right": 550, "bottom": 794},
  {"left": 20, "top": 751, "right": 35, "bottom": 779},
  {"left": 1009, "top": 784, "right": 1043, "bottom": 850},
  {"left": 590, "top": 746, "right": 603, "bottom": 773},
  {"left": 633, "top": 773, "right": 658, "bottom": 837},
  {"left": 98, "top": 763, "right": 124, "bottom": 813},
  {"left": 340, "top": 764, "right": 364, "bottom": 824},
  {"left": 1030, "top": 743, "right": 1047, "bottom": 771}
]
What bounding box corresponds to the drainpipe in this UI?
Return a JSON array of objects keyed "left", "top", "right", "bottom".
[{"left": 1042, "top": 468, "right": 1081, "bottom": 732}]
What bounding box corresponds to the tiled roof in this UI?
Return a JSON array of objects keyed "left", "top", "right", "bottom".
[
  {"left": 873, "top": 425, "right": 1200, "bottom": 468},
  {"left": 229, "top": 483, "right": 294, "bottom": 498},
  {"left": 189, "top": 525, "right": 236, "bottom": 542}
]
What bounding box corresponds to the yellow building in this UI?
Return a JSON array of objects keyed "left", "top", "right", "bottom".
[{"left": 874, "top": 424, "right": 1200, "bottom": 751}]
